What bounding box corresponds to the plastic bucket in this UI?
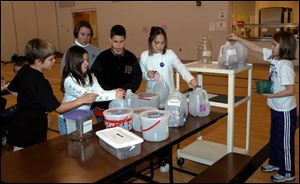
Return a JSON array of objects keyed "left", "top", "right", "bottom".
[
  {"left": 256, "top": 80, "right": 273, "bottom": 94},
  {"left": 140, "top": 110, "right": 170, "bottom": 142},
  {"left": 132, "top": 107, "right": 157, "bottom": 132},
  {"left": 103, "top": 108, "right": 133, "bottom": 130}
]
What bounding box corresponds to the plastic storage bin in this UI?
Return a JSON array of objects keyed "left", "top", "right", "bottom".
[
  {"left": 96, "top": 127, "right": 144, "bottom": 160},
  {"left": 64, "top": 109, "right": 94, "bottom": 141},
  {"left": 256, "top": 80, "right": 273, "bottom": 94}
]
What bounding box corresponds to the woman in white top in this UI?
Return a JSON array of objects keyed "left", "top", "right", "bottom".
[
  {"left": 58, "top": 45, "right": 125, "bottom": 135},
  {"left": 139, "top": 26, "right": 197, "bottom": 93}
]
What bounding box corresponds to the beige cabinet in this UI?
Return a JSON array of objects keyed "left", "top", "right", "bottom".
[{"left": 1, "top": 1, "right": 58, "bottom": 60}]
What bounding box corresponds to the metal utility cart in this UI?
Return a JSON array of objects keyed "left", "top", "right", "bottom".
[{"left": 176, "top": 61, "right": 252, "bottom": 166}]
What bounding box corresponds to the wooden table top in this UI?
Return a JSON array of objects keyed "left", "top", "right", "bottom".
[{"left": 1, "top": 110, "right": 227, "bottom": 183}]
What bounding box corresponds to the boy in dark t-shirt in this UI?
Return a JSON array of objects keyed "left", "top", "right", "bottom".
[{"left": 7, "top": 38, "right": 98, "bottom": 150}]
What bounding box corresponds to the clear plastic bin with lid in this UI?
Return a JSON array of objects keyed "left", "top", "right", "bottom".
[{"left": 63, "top": 109, "right": 94, "bottom": 141}]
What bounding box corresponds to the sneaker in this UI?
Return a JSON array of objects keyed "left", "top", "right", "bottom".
[
  {"left": 271, "top": 174, "right": 295, "bottom": 183},
  {"left": 160, "top": 163, "right": 170, "bottom": 173},
  {"left": 261, "top": 164, "right": 279, "bottom": 172}
]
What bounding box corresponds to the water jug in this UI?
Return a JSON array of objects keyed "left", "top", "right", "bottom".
[
  {"left": 125, "top": 89, "right": 138, "bottom": 108},
  {"left": 233, "top": 41, "right": 248, "bottom": 67},
  {"left": 188, "top": 86, "right": 210, "bottom": 117},
  {"left": 198, "top": 35, "right": 212, "bottom": 65},
  {"left": 218, "top": 41, "right": 239, "bottom": 69},
  {"left": 164, "top": 90, "right": 188, "bottom": 127},
  {"left": 153, "top": 75, "right": 170, "bottom": 109},
  {"left": 108, "top": 99, "right": 128, "bottom": 109}
]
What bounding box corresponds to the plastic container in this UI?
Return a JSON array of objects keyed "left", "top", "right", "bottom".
[
  {"left": 108, "top": 99, "right": 128, "bottom": 109},
  {"left": 164, "top": 90, "right": 188, "bottom": 127},
  {"left": 125, "top": 89, "right": 138, "bottom": 108},
  {"left": 140, "top": 110, "right": 170, "bottom": 142},
  {"left": 67, "top": 138, "right": 95, "bottom": 162},
  {"left": 96, "top": 127, "right": 144, "bottom": 160},
  {"left": 256, "top": 80, "right": 273, "bottom": 94},
  {"left": 103, "top": 108, "right": 133, "bottom": 130},
  {"left": 233, "top": 41, "right": 248, "bottom": 67},
  {"left": 63, "top": 109, "right": 94, "bottom": 141},
  {"left": 132, "top": 107, "right": 158, "bottom": 132},
  {"left": 198, "top": 35, "right": 212, "bottom": 65},
  {"left": 218, "top": 41, "right": 239, "bottom": 69},
  {"left": 188, "top": 86, "right": 211, "bottom": 117},
  {"left": 153, "top": 76, "right": 170, "bottom": 109},
  {"left": 137, "top": 92, "right": 159, "bottom": 108}
]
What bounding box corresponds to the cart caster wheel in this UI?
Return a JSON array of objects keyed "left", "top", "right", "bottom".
[{"left": 177, "top": 157, "right": 184, "bottom": 166}]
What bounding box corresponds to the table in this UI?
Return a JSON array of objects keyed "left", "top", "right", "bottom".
[
  {"left": 1, "top": 110, "right": 226, "bottom": 183},
  {"left": 176, "top": 61, "right": 252, "bottom": 165}
]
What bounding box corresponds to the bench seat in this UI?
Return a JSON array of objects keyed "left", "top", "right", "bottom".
[{"left": 189, "top": 152, "right": 251, "bottom": 183}]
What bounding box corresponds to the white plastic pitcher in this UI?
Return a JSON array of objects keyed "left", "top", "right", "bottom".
[
  {"left": 125, "top": 89, "right": 138, "bottom": 108},
  {"left": 233, "top": 41, "right": 248, "bottom": 67},
  {"left": 188, "top": 86, "right": 210, "bottom": 117},
  {"left": 218, "top": 41, "right": 239, "bottom": 69}
]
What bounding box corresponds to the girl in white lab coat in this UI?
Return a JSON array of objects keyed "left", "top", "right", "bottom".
[
  {"left": 139, "top": 26, "right": 197, "bottom": 92},
  {"left": 139, "top": 26, "right": 198, "bottom": 172}
]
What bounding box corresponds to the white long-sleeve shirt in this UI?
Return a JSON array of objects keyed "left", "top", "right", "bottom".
[
  {"left": 139, "top": 49, "right": 194, "bottom": 92},
  {"left": 62, "top": 73, "right": 116, "bottom": 111}
]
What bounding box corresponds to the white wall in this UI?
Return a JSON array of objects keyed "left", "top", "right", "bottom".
[
  {"left": 1, "top": 1, "right": 59, "bottom": 60},
  {"left": 6, "top": 1, "right": 298, "bottom": 65},
  {"left": 1, "top": 1, "right": 18, "bottom": 61},
  {"left": 56, "top": 1, "right": 230, "bottom": 61}
]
